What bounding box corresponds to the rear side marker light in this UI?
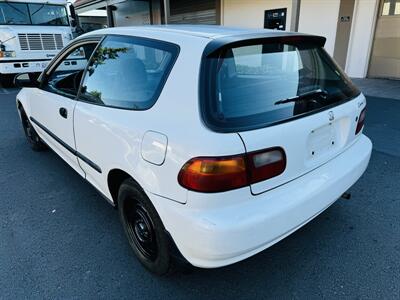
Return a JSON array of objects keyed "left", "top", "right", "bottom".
[
  {"left": 355, "top": 108, "right": 366, "bottom": 135},
  {"left": 178, "top": 147, "right": 286, "bottom": 193}
]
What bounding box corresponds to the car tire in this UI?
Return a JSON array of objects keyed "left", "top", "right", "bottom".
[
  {"left": 20, "top": 109, "right": 47, "bottom": 151},
  {"left": 118, "top": 178, "right": 172, "bottom": 275}
]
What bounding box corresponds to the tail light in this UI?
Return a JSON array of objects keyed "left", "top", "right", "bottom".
[
  {"left": 178, "top": 147, "right": 286, "bottom": 193},
  {"left": 355, "top": 108, "right": 366, "bottom": 135}
]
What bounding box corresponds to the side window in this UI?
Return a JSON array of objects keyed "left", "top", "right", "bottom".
[
  {"left": 44, "top": 42, "right": 98, "bottom": 98},
  {"left": 79, "top": 35, "right": 179, "bottom": 110}
]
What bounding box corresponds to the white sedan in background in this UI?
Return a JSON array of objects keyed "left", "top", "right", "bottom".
[{"left": 15, "top": 25, "right": 372, "bottom": 275}]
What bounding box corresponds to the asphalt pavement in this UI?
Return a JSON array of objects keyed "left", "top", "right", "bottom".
[{"left": 0, "top": 86, "right": 399, "bottom": 299}]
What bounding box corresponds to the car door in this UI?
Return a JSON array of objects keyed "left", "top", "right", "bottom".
[{"left": 29, "top": 39, "right": 100, "bottom": 177}]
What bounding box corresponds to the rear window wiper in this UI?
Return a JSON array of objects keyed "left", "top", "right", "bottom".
[{"left": 274, "top": 88, "right": 328, "bottom": 105}]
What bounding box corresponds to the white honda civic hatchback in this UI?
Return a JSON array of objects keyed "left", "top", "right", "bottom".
[{"left": 16, "top": 25, "right": 372, "bottom": 275}]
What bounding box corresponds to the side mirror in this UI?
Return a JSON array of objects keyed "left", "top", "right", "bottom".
[
  {"left": 70, "top": 19, "right": 77, "bottom": 28},
  {"left": 14, "top": 73, "right": 40, "bottom": 88},
  {"left": 69, "top": 4, "right": 77, "bottom": 21}
]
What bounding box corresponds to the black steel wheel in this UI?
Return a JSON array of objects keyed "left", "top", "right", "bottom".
[
  {"left": 118, "top": 178, "right": 172, "bottom": 275},
  {"left": 124, "top": 201, "right": 158, "bottom": 261}
]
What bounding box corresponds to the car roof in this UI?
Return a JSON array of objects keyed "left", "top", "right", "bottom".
[
  {"left": 136, "top": 25, "right": 278, "bottom": 38},
  {"left": 83, "top": 25, "right": 296, "bottom": 40},
  {"left": 78, "top": 25, "right": 326, "bottom": 55}
]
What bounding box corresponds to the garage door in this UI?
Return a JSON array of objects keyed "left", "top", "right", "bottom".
[
  {"left": 168, "top": 0, "right": 217, "bottom": 24},
  {"left": 369, "top": 0, "right": 400, "bottom": 79}
]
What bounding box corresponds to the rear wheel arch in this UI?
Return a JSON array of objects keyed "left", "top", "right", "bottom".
[{"left": 107, "top": 169, "right": 144, "bottom": 206}]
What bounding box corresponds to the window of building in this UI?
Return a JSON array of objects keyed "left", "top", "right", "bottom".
[
  {"left": 79, "top": 35, "right": 179, "bottom": 110},
  {"left": 382, "top": 0, "right": 400, "bottom": 16},
  {"left": 77, "top": 9, "right": 108, "bottom": 33},
  {"left": 112, "top": 0, "right": 151, "bottom": 26}
]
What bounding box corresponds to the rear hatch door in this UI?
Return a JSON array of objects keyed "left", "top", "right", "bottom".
[
  {"left": 201, "top": 34, "right": 364, "bottom": 194},
  {"left": 239, "top": 96, "right": 364, "bottom": 194}
]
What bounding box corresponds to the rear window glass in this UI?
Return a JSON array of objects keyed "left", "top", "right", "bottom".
[
  {"left": 80, "top": 35, "right": 179, "bottom": 110},
  {"left": 201, "top": 38, "right": 360, "bottom": 132}
]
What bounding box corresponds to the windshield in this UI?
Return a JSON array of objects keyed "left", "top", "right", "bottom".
[
  {"left": 201, "top": 38, "right": 360, "bottom": 132},
  {"left": 0, "top": 2, "right": 69, "bottom": 26},
  {"left": 0, "top": 2, "right": 30, "bottom": 25}
]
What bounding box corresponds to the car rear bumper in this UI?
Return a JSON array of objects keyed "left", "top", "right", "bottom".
[{"left": 149, "top": 134, "right": 372, "bottom": 268}]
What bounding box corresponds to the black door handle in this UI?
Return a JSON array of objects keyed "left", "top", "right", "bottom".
[{"left": 59, "top": 107, "right": 68, "bottom": 119}]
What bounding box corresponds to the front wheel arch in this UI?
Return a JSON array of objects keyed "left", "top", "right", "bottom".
[
  {"left": 18, "top": 104, "right": 47, "bottom": 151},
  {"left": 17, "top": 101, "right": 25, "bottom": 119}
]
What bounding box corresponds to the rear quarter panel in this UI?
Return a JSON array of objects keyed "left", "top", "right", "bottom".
[{"left": 73, "top": 32, "right": 246, "bottom": 204}]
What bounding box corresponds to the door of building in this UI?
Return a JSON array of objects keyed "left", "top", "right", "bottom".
[
  {"left": 167, "top": 0, "right": 217, "bottom": 24},
  {"left": 368, "top": 0, "right": 400, "bottom": 79}
]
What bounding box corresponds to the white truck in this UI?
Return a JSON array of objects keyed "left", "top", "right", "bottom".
[{"left": 0, "top": 0, "right": 77, "bottom": 87}]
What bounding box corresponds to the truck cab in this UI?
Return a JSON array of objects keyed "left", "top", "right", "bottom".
[{"left": 0, "top": 0, "right": 76, "bottom": 86}]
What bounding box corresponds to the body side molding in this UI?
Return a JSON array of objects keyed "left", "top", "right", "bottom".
[{"left": 29, "top": 117, "right": 102, "bottom": 173}]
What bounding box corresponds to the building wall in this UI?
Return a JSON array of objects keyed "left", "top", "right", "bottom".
[
  {"left": 346, "top": 0, "right": 379, "bottom": 78},
  {"left": 220, "top": 0, "right": 379, "bottom": 78},
  {"left": 75, "top": 0, "right": 385, "bottom": 79},
  {"left": 222, "top": 0, "right": 341, "bottom": 56},
  {"left": 298, "top": 0, "right": 340, "bottom": 55},
  {"left": 221, "top": 0, "right": 293, "bottom": 30}
]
